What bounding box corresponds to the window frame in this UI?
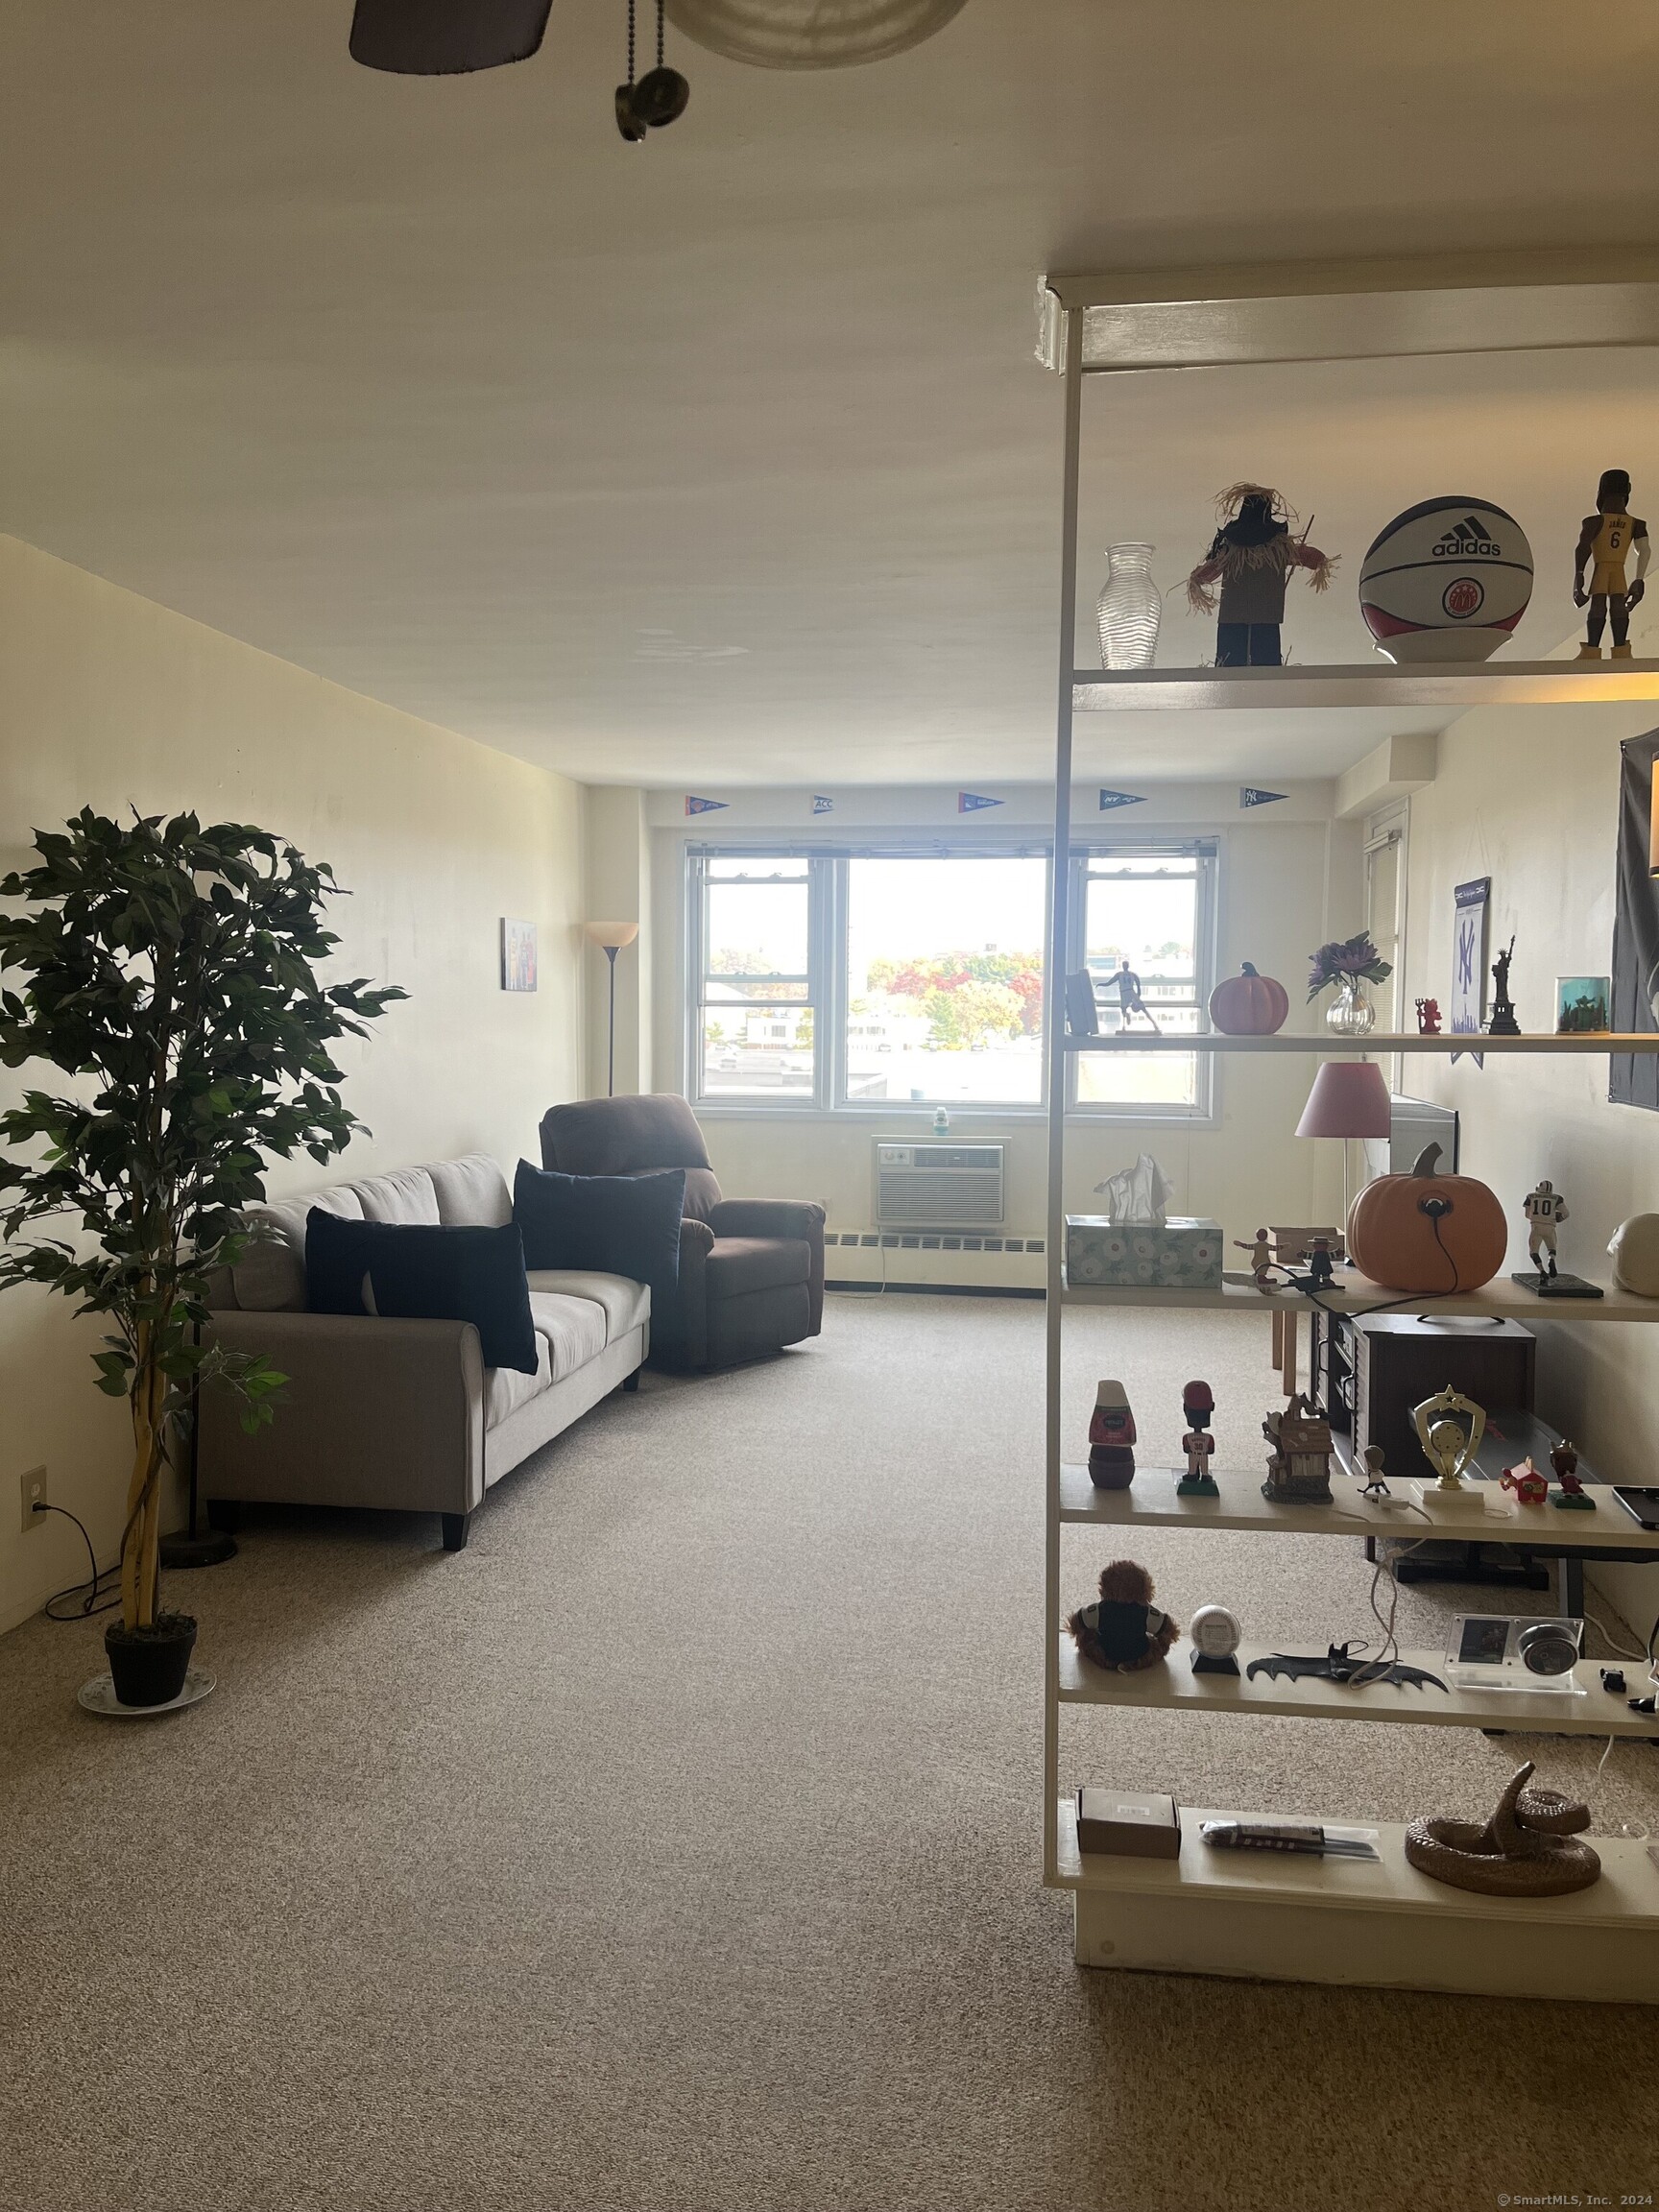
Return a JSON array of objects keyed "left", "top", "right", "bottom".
[
  {"left": 1065, "top": 840, "right": 1220, "bottom": 1123},
  {"left": 684, "top": 836, "right": 1220, "bottom": 1123},
  {"left": 686, "top": 852, "right": 831, "bottom": 1112}
]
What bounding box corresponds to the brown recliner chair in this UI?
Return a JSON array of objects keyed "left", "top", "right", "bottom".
[{"left": 538, "top": 1094, "right": 825, "bottom": 1371}]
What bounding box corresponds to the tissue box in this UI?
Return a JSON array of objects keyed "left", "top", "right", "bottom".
[{"left": 1066, "top": 1215, "right": 1224, "bottom": 1289}]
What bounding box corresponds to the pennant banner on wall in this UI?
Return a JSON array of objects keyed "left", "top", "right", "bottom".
[
  {"left": 1097, "top": 789, "right": 1146, "bottom": 811},
  {"left": 957, "top": 791, "right": 1002, "bottom": 813},
  {"left": 685, "top": 795, "right": 729, "bottom": 816},
  {"left": 1239, "top": 786, "right": 1286, "bottom": 809},
  {"left": 811, "top": 795, "right": 834, "bottom": 814}
]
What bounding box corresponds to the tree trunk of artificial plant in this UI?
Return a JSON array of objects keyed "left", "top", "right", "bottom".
[{"left": 120, "top": 1329, "right": 167, "bottom": 1631}]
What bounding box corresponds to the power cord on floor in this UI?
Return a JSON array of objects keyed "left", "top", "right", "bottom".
[{"left": 32, "top": 1503, "right": 124, "bottom": 1623}]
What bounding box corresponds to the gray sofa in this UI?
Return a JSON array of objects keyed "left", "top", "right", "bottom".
[{"left": 200, "top": 1154, "right": 647, "bottom": 1551}]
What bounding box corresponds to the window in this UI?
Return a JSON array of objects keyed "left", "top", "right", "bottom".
[
  {"left": 686, "top": 841, "right": 1214, "bottom": 1118},
  {"left": 691, "top": 856, "right": 821, "bottom": 1099},
  {"left": 1070, "top": 848, "right": 1216, "bottom": 1117},
  {"left": 845, "top": 855, "right": 1046, "bottom": 1105}
]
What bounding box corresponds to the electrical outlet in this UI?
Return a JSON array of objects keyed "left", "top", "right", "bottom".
[{"left": 19, "top": 1465, "right": 46, "bottom": 1534}]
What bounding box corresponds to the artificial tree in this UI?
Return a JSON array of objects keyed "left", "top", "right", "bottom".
[{"left": 0, "top": 809, "right": 404, "bottom": 1662}]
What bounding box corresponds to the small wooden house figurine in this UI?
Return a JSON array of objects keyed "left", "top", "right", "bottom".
[{"left": 1261, "top": 1392, "right": 1334, "bottom": 1504}]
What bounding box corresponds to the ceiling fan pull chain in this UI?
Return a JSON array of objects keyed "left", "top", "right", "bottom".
[
  {"left": 657, "top": 0, "right": 665, "bottom": 71},
  {"left": 627, "top": 0, "right": 637, "bottom": 86}
]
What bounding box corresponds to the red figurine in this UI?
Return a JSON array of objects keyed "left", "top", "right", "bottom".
[
  {"left": 1501, "top": 1457, "right": 1550, "bottom": 1505},
  {"left": 1550, "top": 1438, "right": 1596, "bottom": 1510},
  {"left": 1179, "top": 1380, "right": 1219, "bottom": 1497},
  {"left": 1415, "top": 997, "right": 1442, "bottom": 1035},
  {"left": 1088, "top": 1381, "right": 1137, "bottom": 1491}
]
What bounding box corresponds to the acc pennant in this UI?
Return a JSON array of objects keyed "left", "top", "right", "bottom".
[
  {"left": 957, "top": 791, "right": 1002, "bottom": 813},
  {"left": 1238, "top": 786, "right": 1286, "bottom": 809},
  {"left": 685, "top": 795, "right": 729, "bottom": 816},
  {"left": 1098, "top": 789, "right": 1146, "bottom": 811},
  {"left": 811, "top": 795, "right": 834, "bottom": 815}
]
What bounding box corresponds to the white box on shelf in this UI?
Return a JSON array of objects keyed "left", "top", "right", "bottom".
[{"left": 1066, "top": 1216, "right": 1224, "bottom": 1289}]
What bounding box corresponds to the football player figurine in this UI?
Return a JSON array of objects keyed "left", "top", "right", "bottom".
[
  {"left": 1574, "top": 469, "right": 1649, "bottom": 661},
  {"left": 1187, "top": 484, "right": 1335, "bottom": 667},
  {"left": 1178, "top": 1379, "right": 1219, "bottom": 1498},
  {"left": 1522, "top": 1178, "right": 1569, "bottom": 1279}
]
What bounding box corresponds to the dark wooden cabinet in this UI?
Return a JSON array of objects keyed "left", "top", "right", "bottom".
[{"left": 1310, "top": 1309, "right": 1535, "bottom": 1487}]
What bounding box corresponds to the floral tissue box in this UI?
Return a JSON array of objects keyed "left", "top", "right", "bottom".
[{"left": 1066, "top": 1216, "right": 1225, "bottom": 1290}]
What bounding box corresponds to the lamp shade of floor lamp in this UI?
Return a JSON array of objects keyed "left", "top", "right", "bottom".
[
  {"left": 1295, "top": 1059, "right": 1392, "bottom": 1230},
  {"left": 585, "top": 923, "right": 639, "bottom": 1097}
]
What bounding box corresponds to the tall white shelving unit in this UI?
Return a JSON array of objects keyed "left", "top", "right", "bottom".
[{"left": 1039, "top": 250, "right": 1659, "bottom": 2003}]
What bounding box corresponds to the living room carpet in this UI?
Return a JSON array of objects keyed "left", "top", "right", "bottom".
[{"left": 2, "top": 1293, "right": 1656, "bottom": 2212}]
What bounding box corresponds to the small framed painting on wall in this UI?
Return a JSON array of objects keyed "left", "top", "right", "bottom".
[
  {"left": 1556, "top": 974, "right": 1611, "bottom": 1034},
  {"left": 500, "top": 918, "right": 538, "bottom": 994}
]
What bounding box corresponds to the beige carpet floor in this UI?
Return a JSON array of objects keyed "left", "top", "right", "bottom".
[{"left": 3, "top": 1292, "right": 1657, "bottom": 2212}]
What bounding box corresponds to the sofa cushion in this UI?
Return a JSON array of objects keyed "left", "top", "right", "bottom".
[
  {"left": 705, "top": 1236, "right": 809, "bottom": 1301},
  {"left": 428, "top": 1154, "right": 513, "bottom": 1229},
  {"left": 349, "top": 1166, "right": 441, "bottom": 1225},
  {"left": 486, "top": 1333, "right": 552, "bottom": 1428},
  {"left": 527, "top": 1288, "right": 608, "bottom": 1381},
  {"left": 525, "top": 1270, "right": 650, "bottom": 1343},
  {"left": 305, "top": 1214, "right": 539, "bottom": 1374},
  {"left": 233, "top": 1185, "right": 364, "bottom": 1311}
]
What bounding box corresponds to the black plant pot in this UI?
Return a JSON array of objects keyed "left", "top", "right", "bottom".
[{"left": 105, "top": 1611, "right": 197, "bottom": 1708}]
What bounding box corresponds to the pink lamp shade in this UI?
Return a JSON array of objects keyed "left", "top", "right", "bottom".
[{"left": 1295, "top": 1060, "right": 1392, "bottom": 1140}]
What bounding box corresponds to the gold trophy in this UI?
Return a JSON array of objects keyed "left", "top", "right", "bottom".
[{"left": 1408, "top": 1384, "right": 1487, "bottom": 1518}]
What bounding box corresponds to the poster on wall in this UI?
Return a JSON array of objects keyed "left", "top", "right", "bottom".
[
  {"left": 1610, "top": 733, "right": 1659, "bottom": 1109},
  {"left": 1451, "top": 877, "right": 1489, "bottom": 1068},
  {"left": 500, "top": 918, "right": 538, "bottom": 994}
]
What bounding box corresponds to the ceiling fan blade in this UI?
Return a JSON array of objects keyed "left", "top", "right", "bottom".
[{"left": 349, "top": 0, "right": 555, "bottom": 74}]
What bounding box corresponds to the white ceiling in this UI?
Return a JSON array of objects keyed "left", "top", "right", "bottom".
[{"left": 2, "top": 1, "right": 1658, "bottom": 787}]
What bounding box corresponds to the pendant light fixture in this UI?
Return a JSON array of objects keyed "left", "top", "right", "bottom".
[
  {"left": 663, "top": 0, "right": 967, "bottom": 69},
  {"left": 349, "top": 0, "right": 554, "bottom": 74}
]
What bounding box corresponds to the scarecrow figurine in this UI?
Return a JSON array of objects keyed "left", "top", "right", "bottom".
[
  {"left": 1187, "top": 484, "right": 1336, "bottom": 667},
  {"left": 1574, "top": 469, "right": 1649, "bottom": 661}
]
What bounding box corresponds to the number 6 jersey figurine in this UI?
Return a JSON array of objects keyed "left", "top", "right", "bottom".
[{"left": 1574, "top": 469, "right": 1649, "bottom": 661}]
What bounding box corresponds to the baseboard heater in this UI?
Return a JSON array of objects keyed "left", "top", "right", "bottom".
[{"left": 824, "top": 1227, "right": 1046, "bottom": 1292}]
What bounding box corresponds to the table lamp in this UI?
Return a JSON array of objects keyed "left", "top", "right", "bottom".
[
  {"left": 1295, "top": 1059, "right": 1392, "bottom": 1230},
  {"left": 585, "top": 922, "right": 639, "bottom": 1097}
]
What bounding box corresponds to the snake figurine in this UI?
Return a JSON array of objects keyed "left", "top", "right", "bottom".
[{"left": 1405, "top": 1761, "right": 1601, "bottom": 1896}]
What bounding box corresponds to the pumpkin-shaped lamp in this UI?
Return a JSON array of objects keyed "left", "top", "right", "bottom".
[
  {"left": 1209, "top": 961, "right": 1289, "bottom": 1036},
  {"left": 1346, "top": 1142, "right": 1508, "bottom": 1293}
]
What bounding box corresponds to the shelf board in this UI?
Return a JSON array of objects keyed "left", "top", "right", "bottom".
[
  {"left": 1070, "top": 661, "right": 1659, "bottom": 712},
  {"left": 1056, "top": 1463, "right": 1659, "bottom": 1551},
  {"left": 1064, "top": 1029, "right": 1659, "bottom": 1053},
  {"left": 1052, "top": 1801, "right": 1659, "bottom": 1931},
  {"left": 1059, "top": 1266, "right": 1659, "bottom": 1324},
  {"left": 1057, "top": 1637, "right": 1655, "bottom": 1738}
]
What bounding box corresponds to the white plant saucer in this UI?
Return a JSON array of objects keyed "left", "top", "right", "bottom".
[{"left": 77, "top": 1669, "right": 216, "bottom": 1718}]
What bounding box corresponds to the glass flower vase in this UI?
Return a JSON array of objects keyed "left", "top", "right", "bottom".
[
  {"left": 1095, "top": 542, "right": 1161, "bottom": 670},
  {"left": 1325, "top": 974, "right": 1378, "bottom": 1037}
]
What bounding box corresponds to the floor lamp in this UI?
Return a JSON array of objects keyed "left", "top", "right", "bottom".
[
  {"left": 585, "top": 922, "right": 639, "bottom": 1097},
  {"left": 1295, "top": 1060, "right": 1392, "bottom": 1235}
]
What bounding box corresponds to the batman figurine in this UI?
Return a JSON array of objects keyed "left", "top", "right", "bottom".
[{"left": 1247, "top": 1642, "right": 1447, "bottom": 1693}]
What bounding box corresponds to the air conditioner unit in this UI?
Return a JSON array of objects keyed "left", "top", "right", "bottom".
[{"left": 874, "top": 1142, "right": 1005, "bottom": 1229}]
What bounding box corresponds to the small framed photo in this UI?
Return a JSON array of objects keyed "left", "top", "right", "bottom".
[
  {"left": 500, "top": 918, "right": 538, "bottom": 994},
  {"left": 1556, "top": 974, "right": 1610, "bottom": 1034}
]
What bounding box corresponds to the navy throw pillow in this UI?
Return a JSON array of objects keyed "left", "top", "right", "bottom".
[
  {"left": 304, "top": 1212, "right": 539, "bottom": 1375},
  {"left": 514, "top": 1162, "right": 685, "bottom": 1316}
]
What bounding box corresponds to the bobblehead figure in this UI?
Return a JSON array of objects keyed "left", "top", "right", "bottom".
[{"left": 1575, "top": 470, "right": 1649, "bottom": 660}]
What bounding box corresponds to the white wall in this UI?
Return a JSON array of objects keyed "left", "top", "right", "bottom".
[
  {"left": 1402, "top": 691, "right": 1659, "bottom": 1640},
  {"left": 0, "top": 535, "right": 584, "bottom": 1632},
  {"left": 603, "top": 781, "right": 1363, "bottom": 1243}
]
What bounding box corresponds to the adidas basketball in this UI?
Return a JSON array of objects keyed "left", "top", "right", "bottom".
[{"left": 1358, "top": 496, "right": 1533, "bottom": 662}]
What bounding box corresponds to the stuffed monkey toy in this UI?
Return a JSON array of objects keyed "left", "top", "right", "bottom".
[{"left": 1068, "top": 1559, "right": 1180, "bottom": 1672}]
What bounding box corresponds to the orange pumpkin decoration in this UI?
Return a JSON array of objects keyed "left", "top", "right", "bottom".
[
  {"left": 1209, "top": 961, "right": 1289, "bottom": 1036},
  {"left": 1346, "top": 1142, "right": 1508, "bottom": 1293}
]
